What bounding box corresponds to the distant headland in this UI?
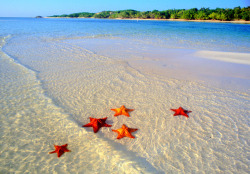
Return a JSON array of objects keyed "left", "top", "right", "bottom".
[{"left": 48, "top": 7, "right": 250, "bottom": 22}]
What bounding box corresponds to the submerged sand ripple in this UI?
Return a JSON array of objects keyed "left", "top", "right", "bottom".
[{"left": 1, "top": 36, "right": 249, "bottom": 173}]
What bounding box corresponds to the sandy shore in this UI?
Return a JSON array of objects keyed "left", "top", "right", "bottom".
[
  {"left": 45, "top": 17, "right": 250, "bottom": 24},
  {"left": 115, "top": 18, "right": 250, "bottom": 24}
]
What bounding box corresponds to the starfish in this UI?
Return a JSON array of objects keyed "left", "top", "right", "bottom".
[
  {"left": 112, "top": 124, "right": 138, "bottom": 139},
  {"left": 111, "top": 105, "right": 134, "bottom": 117},
  {"left": 49, "top": 144, "right": 70, "bottom": 158},
  {"left": 82, "top": 117, "right": 112, "bottom": 133},
  {"left": 170, "top": 107, "right": 192, "bottom": 118}
]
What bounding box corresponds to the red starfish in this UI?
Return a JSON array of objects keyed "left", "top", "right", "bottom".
[
  {"left": 82, "top": 117, "right": 112, "bottom": 133},
  {"left": 170, "top": 107, "right": 192, "bottom": 118},
  {"left": 111, "top": 105, "right": 134, "bottom": 117},
  {"left": 112, "top": 124, "right": 138, "bottom": 139},
  {"left": 49, "top": 144, "right": 70, "bottom": 158}
]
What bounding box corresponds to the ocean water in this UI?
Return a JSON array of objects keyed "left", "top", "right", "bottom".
[{"left": 0, "top": 18, "right": 250, "bottom": 173}]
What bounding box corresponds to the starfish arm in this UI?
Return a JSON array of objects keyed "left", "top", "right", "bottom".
[
  {"left": 61, "top": 145, "right": 70, "bottom": 152},
  {"left": 187, "top": 111, "right": 192, "bottom": 113},
  {"left": 128, "top": 135, "right": 135, "bottom": 139},
  {"left": 117, "top": 134, "right": 125, "bottom": 139},
  {"left": 170, "top": 109, "right": 176, "bottom": 112},
  {"left": 82, "top": 123, "right": 93, "bottom": 127},
  {"left": 112, "top": 129, "right": 124, "bottom": 139},
  {"left": 93, "top": 125, "right": 100, "bottom": 133},
  {"left": 63, "top": 149, "right": 71, "bottom": 152},
  {"left": 126, "top": 109, "right": 134, "bottom": 112},
  {"left": 112, "top": 129, "right": 121, "bottom": 134},
  {"left": 125, "top": 132, "right": 135, "bottom": 139},
  {"left": 111, "top": 108, "right": 119, "bottom": 113},
  {"left": 100, "top": 117, "right": 108, "bottom": 121},
  {"left": 111, "top": 109, "right": 119, "bottom": 116},
  {"left": 111, "top": 108, "right": 124, "bottom": 116},
  {"left": 129, "top": 128, "right": 138, "bottom": 133},
  {"left": 57, "top": 152, "right": 63, "bottom": 158},
  {"left": 123, "top": 112, "right": 130, "bottom": 117},
  {"left": 180, "top": 111, "right": 189, "bottom": 117},
  {"left": 173, "top": 113, "right": 179, "bottom": 116},
  {"left": 89, "top": 117, "right": 94, "bottom": 121},
  {"left": 49, "top": 150, "right": 56, "bottom": 154},
  {"left": 104, "top": 123, "right": 112, "bottom": 127}
]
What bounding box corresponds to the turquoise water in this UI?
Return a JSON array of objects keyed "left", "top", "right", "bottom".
[
  {"left": 0, "top": 18, "right": 250, "bottom": 173},
  {"left": 1, "top": 18, "right": 250, "bottom": 52}
]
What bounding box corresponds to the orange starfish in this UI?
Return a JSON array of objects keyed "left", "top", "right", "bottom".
[
  {"left": 49, "top": 144, "right": 70, "bottom": 158},
  {"left": 111, "top": 105, "right": 134, "bottom": 117},
  {"left": 170, "top": 107, "right": 192, "bottom": 118},
  {"left": 82, "top": 117, "right": 112, "bottom": 133},
  {"left": 112, "top": 124, "right": 138, "bottom": 139}
]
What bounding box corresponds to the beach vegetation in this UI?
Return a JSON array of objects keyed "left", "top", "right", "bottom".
[
  {"left": 233, "top": 7, "right": 242, "bottom": 19},
  {"left": 241, "top": 8, "right": 250, "bottom": 20},
  {"left": 170, "top": 13, "right": 178, "bottom": 19},
  {"left": 195, "top": 11, "right": 208, "bottom": 20},
  {"left": 209, "top": 12, "right": 217, "bottom": 20},
  {"left": 49, "top": 6, "right": 250, "bottom": 21},
  {"left": 50, "top": 12, "right": 95, "bottom": 18}
]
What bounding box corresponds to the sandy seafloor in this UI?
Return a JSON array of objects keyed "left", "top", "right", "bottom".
[{"left": 1, "top": 25, "right": 250, "bottom": 173}]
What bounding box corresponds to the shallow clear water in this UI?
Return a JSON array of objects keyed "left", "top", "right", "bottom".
[
  {"left": 1, "top": 18, "right": 250, "bottom": 52},
  {"left": 0, "top": 18, "right": 250, "bottom": 173}
]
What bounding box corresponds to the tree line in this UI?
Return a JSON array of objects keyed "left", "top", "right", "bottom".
[{"left": 50, "top": 6, "right": 250, "bottom": 21}]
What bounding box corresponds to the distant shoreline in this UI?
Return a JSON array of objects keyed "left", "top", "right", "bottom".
[{"left": 45, "top": 17, "right": 250, "bottom": 24}]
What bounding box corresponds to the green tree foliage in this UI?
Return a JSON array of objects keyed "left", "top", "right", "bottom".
[
  {"left": 93, "top": 11, "right": 111, "bottom": 18},
  {"left": 241, "top": 7, "right": 250, "bottom": 20},
  {"left": 49, "top": 7, "right": 250, "bottom": 21},
  {"left": 209, "top": 12, "right": 218, "bottom": 20},
  {"left": 181, "top": 10, "right": 196, "bottom": 20},
  {"left": 234, "top": 6, "right": 242, "bottom": 19},
  {"left": 50, "top": 12, "right": 94, "bottom": 18},
  {"left": 195, "top": 11, "right": 208, "bottom": 20}
]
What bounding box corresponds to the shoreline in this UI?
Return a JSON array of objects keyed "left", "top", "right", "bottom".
[{"left": 45, "top": 17, "right": 250, "bottom": 24}]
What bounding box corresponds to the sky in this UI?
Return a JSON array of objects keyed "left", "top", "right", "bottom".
[{"left": 0, "top": 0, "right": 249, "bottom": 17}]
